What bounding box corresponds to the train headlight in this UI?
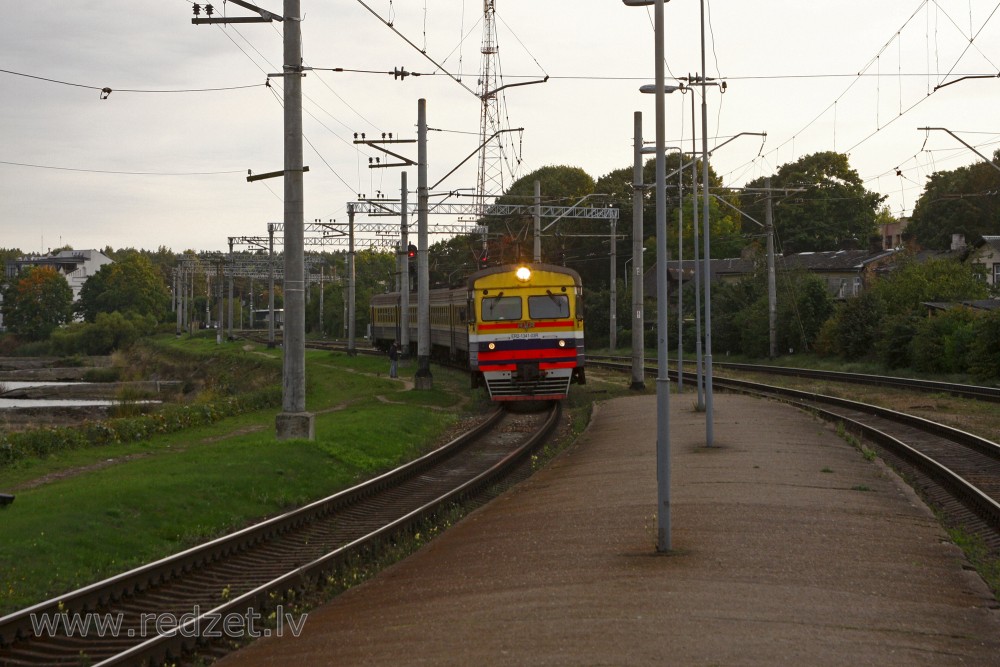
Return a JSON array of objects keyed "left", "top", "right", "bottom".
[
  {"left": 558, "top": 339, "right": 566, "bottom": 347},
  {"left": 488, "top": 342, "right": 496, "bottom": 350},
  {"left": 515, "top": 266, "right": 531, "bottom": 282}
]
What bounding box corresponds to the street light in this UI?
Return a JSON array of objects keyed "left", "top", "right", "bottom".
[{"left": 624, "top": 0, "right": 671, "bottom": 553}]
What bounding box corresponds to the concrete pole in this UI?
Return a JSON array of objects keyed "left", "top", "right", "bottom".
[
  {"left": 318, "top": 266, "right": 324, "bottom": 336},
  {"left": 676, "top": 151, "right": 684, "bottom": 390},
  {"left": 766, "top": 177, "right": 777, "bottom": 358},
  {"left": 216, "top": 262, "right": 223, "bottom": 345},
  {"left": 268, "top": 223, "right": 276, "bottom": 349},
  {"left": 653, "top": 0, "right": 671, "bottom": 553},
  {"left": 276, "top": 0, "right": 314, "bottom": 439},
  {"left": 533, "top": 180, "right": 541, "bottom": 263},
  {"left": 205, "top": 274, "right": 211, "bottom": 328},
  {"left": 699, "top": 0, "right": 715, "bottom": 446},
  {"left": 400, "top": 171, "right": 410, "bottom": 356},
  {"left": 227, "top": 240, "right": 235, "bottom": 340},
  {"left": 690, "top": 91, "right": 704, "bottom": 408},
  {"left": 610, "top": 218, "right": 617, "bottom": 350},
  {"left": 415, "top": 99, "right": 433, "bottom": 388},
  {"left": 630, "top": 111, "right": 645, "bottom": 390},
  {"left": 174, "top": 269, "right": 182, "bottom": 336},
  {"left": 347, "top": 203, "right": 357, "bottom": 356}
]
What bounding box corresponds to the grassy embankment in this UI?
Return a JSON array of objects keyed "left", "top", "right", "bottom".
[{"left": 0, "top": 336, "right": 482, "bottom": 614}]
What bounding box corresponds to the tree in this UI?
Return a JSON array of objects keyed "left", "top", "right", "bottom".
[
  {"left": 743, "top": 151, "right": 885, "bottom": 253},
  {"left": 869, "top": 256, "right": 988, "bottom": 317},
  {"left": 77, "top": 254, "right": 171, "bottom": 322},
  {"left": 907, "top": 150, "right": 1000, "bottom": 250},
  {"left": 489, "top": 165, "right": 600, "bottom": 284},
  {"left": 1, "top": 266, "right": 73, "bottom": 341}
]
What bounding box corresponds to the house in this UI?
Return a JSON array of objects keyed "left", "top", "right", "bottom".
[
  {"left": 880, "top": 216, "right": 909, "bottom": 250},
  {"left": 4, "top": 249, "right": 113, "bottom": 302},
  {"left": 647, "top": 247, "right": 900, "bottom": 300},
  {"left": 968, "top": 236, "right": 1000, "bottom": 289}
]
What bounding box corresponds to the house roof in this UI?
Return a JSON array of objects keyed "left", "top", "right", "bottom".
[
  {"left": 972, "top": 235, "right": 1000, "bottom": 253},
  {"left": 923, "top": 299, "right": 1000, "bottom": 312}
]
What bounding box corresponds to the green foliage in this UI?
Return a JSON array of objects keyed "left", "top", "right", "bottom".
[
  {"left": 50, "top": 312, "right": 157, "bottom": 356},
  {"left": 776, "top": 274, "right": 835, "bottom": 353},
  {"left": 969, "top": 310, "right": 1000, "bottom": 380},
  {"left": 0, "top": 266, "right": 74, "bottom": 341},
  {"left": 908, "top": 150, "right": 1000, "bottom": 250},
  {"left": 713, "top": 278, "right": 765, "bottom": 356},
  {"left": 832, "top": 291, "right": 883, "bottom": 360},
  {"left": 877, "top": 313, "right": 918, "bottom": 369},
  {"left": 870, "top": 256, "right": 988, "bottom": 316},
  {"left": 743, "top": 151, "right": 885, "bottom": 253},
  {"left": 0, "top": 387, "right": 281, "bottom": 467},
  {"left": 910, "top": 307, "right": 978, "bottom": 373},
  {"left": 711, "top": 272, "right": 833, "bottom": 358},
  {"left": 77, "top": 254, "right": 171, "bottom": 322}
]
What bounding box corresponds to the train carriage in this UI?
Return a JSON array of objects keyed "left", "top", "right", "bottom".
[
  {"left": 468, "top": 264, "right": 585, "bottom": 400},
  {"left": 369, "top": 263, "right": 585, "bottom": 401}
]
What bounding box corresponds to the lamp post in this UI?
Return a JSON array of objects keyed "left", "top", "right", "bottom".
[{"left": 624, "top": 0, "right": 671, "bottom": 553}]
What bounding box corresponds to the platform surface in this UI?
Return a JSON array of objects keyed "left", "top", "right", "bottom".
[{"left": 218, "top": 393, "right": 1000, "bottom": 665}]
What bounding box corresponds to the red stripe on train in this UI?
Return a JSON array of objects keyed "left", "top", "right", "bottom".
[{"left": 479, "top": 349, "right": 577, "bottom": 361}]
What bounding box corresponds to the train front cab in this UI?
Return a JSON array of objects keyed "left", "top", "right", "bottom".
[{"left": 468, "top": 264, "right": 585, "bottom": 401}]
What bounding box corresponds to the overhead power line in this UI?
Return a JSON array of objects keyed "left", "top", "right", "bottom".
[{"left": 0, "top": 68, "right": 265, "bottom": 96}]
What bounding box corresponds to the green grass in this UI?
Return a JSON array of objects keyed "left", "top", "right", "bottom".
[{"left": 0, "top": 340, "right": 478, "bottom": 614}]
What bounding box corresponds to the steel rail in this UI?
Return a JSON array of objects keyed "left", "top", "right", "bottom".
[
  {"left": 96, "top": 404, "right": 560, "bottom": 666},
  {"left": 0, "top": 407, "right": 508, "bottom": 649}
]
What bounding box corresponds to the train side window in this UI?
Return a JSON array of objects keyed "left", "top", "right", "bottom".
[
  {"left": 528, "top": 294, "right": 569, "bottom": 319},
  {"left": 481, "top": 296, "right": 521, "bottom": 321},
  {"left": 575, "top": 294, "right": 584, "bottom": 320}
]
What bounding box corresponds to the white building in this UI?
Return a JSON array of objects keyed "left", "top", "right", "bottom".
[{"left": 2, "top": 249, "right": 114, "bottom": 329}]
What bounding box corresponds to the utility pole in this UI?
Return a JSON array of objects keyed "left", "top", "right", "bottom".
[
  {"left": 227, "top": 238, "right": 235, "bottom": 340},
  {"left": 610, "top": 217, "right": 617, "bottom": 350},
  {"left": 765, "top": 177, "right": 777, "bottom": 358},
  {"left": 195, "top": 0, "right": 304, "bottom": 436},
  {"left": 534, "top": 180, "right": 541, "bottom": 263},
  {"left": 630, "top": 111, "right": 645, "bottom": 390},
  {"left": 347, "top": 203, "right": 357, "bottom": 356},
  {"left": 216, "top": 260, "right": 224, "bottom": 345},
  {"left": 416, "top": 99, "right": 433, "bottom": 389},
  {"left": 268, "top": 222, "right": 276, "bottom": 349},
  {"left": 400, "top": 172, "right": 410, "bottom": 356},
  {"left": 276, "top": 0, "right": 313, "bottom": 439}
]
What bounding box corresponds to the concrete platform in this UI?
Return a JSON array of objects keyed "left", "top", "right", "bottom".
[{"left": 218, "top": 393, "right": 1000, "bottom": 665}]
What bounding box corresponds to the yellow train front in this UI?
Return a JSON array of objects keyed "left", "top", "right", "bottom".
[{"left": 469, "top": 263, "right": 585, "bottom": 401}]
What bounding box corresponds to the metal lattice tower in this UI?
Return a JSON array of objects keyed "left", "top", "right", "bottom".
[{"left": 475, "top": 0, "right": 503, "bottom": 218}]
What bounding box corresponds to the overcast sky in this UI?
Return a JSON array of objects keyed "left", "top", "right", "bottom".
[{"left": 2, "top": 0, "right": 999, "bottom": 255}]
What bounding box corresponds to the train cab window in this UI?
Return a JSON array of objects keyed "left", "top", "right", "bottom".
[
  {"left": 528, "top": 294, "right": 569, "bottom": 319},
  {"left": 481, "top": 296, "right": 522, "bottom": 321}
]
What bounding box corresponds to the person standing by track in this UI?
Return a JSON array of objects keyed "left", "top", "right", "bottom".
[{"left": 388, "top": 341, "right": 399, "bottom": 379}]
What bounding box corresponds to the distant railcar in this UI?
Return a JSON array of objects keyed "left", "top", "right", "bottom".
[{"left": 369, "top": 263, "right": 586, "bottom": 401}]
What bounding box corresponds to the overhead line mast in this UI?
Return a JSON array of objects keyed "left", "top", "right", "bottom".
[{"left": 476, "top": 0, "right": 502, "bottom": 220}]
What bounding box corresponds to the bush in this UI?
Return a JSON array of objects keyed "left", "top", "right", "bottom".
[
  {"left": 878, "top": 313, "right": 918, "bottom": 369},
  {"left": 834, "top": 292, "right": 883, "bottom": 361},
  {"left": 0, "top": 387, "right": 282, "bottom": 467},
  {"left": 968, "top": 310, "right": 1000, "bottom": 381},
  {"left": 50, "top": 312, "right": 157, "bottom": 356},
  {"left": 910, "top": 307, "right": 978, "bottom": 374}
]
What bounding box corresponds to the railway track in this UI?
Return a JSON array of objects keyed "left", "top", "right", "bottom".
[
  {"left": 0, "top": 405, "right": 560, "bottom": 666},
  {"left": 589, "top": 354, "right": 1000, "bottom": 403},
  {"left": 591, "top": 357, "right": 1000, "bottom": 556}
]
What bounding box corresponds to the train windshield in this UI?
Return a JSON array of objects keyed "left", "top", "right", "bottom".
[
  {"left": 528, "top": 294, "right": 570, "bottom": 319},
  {"left": 481, "top": 296, "right": 522, "bottom": 321}
]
